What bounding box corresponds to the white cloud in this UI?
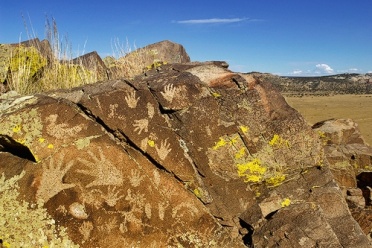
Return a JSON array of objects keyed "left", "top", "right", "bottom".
[
  {"left": 176, "top": 18, "right": 247, "bottom": 24},
  {"left": 292, "top": 70, "right": 303, "bottom": 75},
  {"left": 314, "top": 64, "right": 334, "bottom": 74}
]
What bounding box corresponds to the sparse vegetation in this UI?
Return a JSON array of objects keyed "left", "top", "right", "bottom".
[
  {"left": 4, "top": 17, "right": 98, "bottom": 95},
  {"left": 285, "top": 94, "right": 372, "bottom": 145},
  {"left": 2, "top": 17, "right": 166, "bottom": 95}
]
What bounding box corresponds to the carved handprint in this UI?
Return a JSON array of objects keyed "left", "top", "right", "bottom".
[
  {"left": 133, "top": 119, "right": 149, "bottom": 135},
  {"left": 155, "top": 139, "right": 172, "bottom": 160},
  {"left": 160, "top": 84, "right": 178, "bottom": 103},
  {"left": 101, "top": 186, "right": 125, "bottom": 207},
  {"left": 129, "top": 169, "right": 144, "bottom": 187},
  {"left": 36, "top": 153, "right": 75, "bottom": 204},
  {"left": 147, "top": 102, "right": 155, "bottom": 119},
  {"left": 125, "top": 91, "right": 140, "bottom": 108},
  {"left": 77, "top": 147, "right": 123, "bottom": 188}
]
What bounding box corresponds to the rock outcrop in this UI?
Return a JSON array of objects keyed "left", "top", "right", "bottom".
[
  {"left": 313, "top": 118, "right": 372, "bottom": 238},
  {"left": 72, "top": 51, "right": 110, "bottom": 81},
  {"left": 107, "top": 40, "right": 191, "bottom": 79},
  {"left": 0, "top": 62, "right": 371, "bottom": 247}
]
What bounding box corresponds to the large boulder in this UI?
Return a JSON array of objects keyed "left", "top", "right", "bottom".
[
  {"left": 72, "top": 51, "right": 110, "bottom": 81},
  {"left": 313, "top": 118, "right": 372, "bottom": 239},
  {"left": 0, "top": 62, "right": 370, "bottom": 247},
  {"left": 108, "top": 40, "right": 191, "bottom": 79}
]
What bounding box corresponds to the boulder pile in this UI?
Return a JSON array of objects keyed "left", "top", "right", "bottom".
[{"left": 0, "top": 40, "right": 371, "bottom": 247}]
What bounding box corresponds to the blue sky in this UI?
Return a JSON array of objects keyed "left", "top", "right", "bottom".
[{"left": 1, "top": 0, "right": 371, "bottom": 76}]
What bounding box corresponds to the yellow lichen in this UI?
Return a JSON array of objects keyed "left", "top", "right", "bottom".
[
  {"left": 281, "top": 198, "right": 291, "bottom": 207},
  {"left": 237, "top": 158, "right": 267, "bottom": 183},
  {"left": 239, "top": 125, "right": 249, "bottom": 134},
  {"left": 229, "top": 135, "right": 239, "bottom": 145},
  {"left": 12, "top": 124, "right": 22, "bottom": 133},
  {"left": 193, "top": 188, "right": 202, "bottom": 198},
  {"left": 211, "top": 92, "right": 222, "bottom": 98},
  {"left": 269, "top": 134, "right": 290, "bottom": 148},
  {"left": 234, "top": 147, "right": 246, "bottom": 160},
  {"left": 148, "top": 139, "right": 155, "bottom": 147},
  {"left": 212, "top": 137, "right": 227, "bottom": 150},
  {"left": 47, "top": 144, "right": 54, "bottom": 149},
  {"left": 317, "top": 130, "right": 329, "bottom": 145},
  {"left": 266, "top": 173, "right": 286, "bottom": 187}
]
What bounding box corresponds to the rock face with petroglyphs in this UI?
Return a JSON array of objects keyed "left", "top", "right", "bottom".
[{"left": 0, "top": 62, "right": 371, "bottom": 247}]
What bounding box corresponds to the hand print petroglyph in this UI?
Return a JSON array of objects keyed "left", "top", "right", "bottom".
[
  {"left": 171, "top": 202, "right": 199, "bottom": 219},
  {"left": 76, "top": 147, "right": 123, "bottom": 188},
  {"left": 97, "top": 216, "right": 118, "bottom": 233},
  {"left": 155, "top": 139, "right": 172, "bottom": 160},
  {"left": 78, "top": 187, "right": 103, "bottom": 209},
  {"left": 79, "top": 221, "right": 94, "bottom": 241},
  {"left": 160, "top": 83, "right": 180, "bottom": 103},
  {"left": 147, "top": 102, "right": 155, "bottom": 119},
  {"left": 153, "top": 169, "right": 161, "bottom": 187},
  {"left": 46, "top": 114, "right": 84, "bottom": 139},
  {"left": 133, "top": 118, "right": 149, "bottom": 135},
  {"left": 129, "top": 169, "right": 144, "bottom": 187},
  {"left": 108, "top": 104, "right": 118, "bottom": 119},
  {"left": 100, "top": 186, "right": 125, "bottom": 207},
  {"left": 158, "top": 202, "right": 169, "bottom": 221},
  {"left": 35, "top": 153, "right": 75, "bottom": 204},
  {"left": 125, "top": 91, "right": 140, "bottom": 108},
  {"left": 119, "top": 189, "right": 146, "bottom": 233}
]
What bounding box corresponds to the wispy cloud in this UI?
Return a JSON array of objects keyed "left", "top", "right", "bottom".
[{"left": 175, "top": 18, "right": 248, "bottom": 24}]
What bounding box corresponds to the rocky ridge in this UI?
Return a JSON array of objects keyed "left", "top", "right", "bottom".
[
  {"left": 0, "top": 39, "right": 372, "bottom": 247},
  {"left": 251, "top": 72, "right": 372, "bottom": 96}
]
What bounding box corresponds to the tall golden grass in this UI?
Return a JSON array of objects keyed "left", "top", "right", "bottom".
[{"left": 6, "top": 17, "right": 99, "bottom": 95}]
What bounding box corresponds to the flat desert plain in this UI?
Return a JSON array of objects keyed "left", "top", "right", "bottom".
[{"left": 285, "top": 95, "right": 372, "bottom": 145}]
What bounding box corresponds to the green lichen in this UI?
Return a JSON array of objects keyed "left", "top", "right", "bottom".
[
  {"left": 0, "top": 108, "right": 43, "bottom": 162},
  {"left": 74, "top": 135, "right": 101, "bottom": 150},
  {"left": 0, "top": 171, "right": 79, "bottom": 247},
  {"left": 0, "top": 108, "right": 43, "bottom": 147}
]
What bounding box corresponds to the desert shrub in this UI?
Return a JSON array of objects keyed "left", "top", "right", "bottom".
[
  {"left": 5, "top": 17, "right": 98, "bottom": 95},
  {"left": 7, "top": 45, "right": 47, "bottom": 94}
]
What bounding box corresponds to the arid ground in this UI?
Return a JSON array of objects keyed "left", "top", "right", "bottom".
[{"left": 285, "top": 95, "right": 372, "bottom": 145}]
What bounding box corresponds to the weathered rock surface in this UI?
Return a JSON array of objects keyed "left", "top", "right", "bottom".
[
  {"left": 313, "top": 118, "right": 372, "bottom": 239},
  {"left": 0, "top": 62, "right": 371, "bottom": 247},
  {"left": 107, "top": 40, "right": 191, "bottom": 79},
  {"left": 72, "top": 51, "right": 110, "bottom": 81}
]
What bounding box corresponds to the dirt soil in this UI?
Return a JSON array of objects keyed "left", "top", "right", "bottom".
[{"left": 285, "top": 94, "right": 372, "bottom": 145}]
